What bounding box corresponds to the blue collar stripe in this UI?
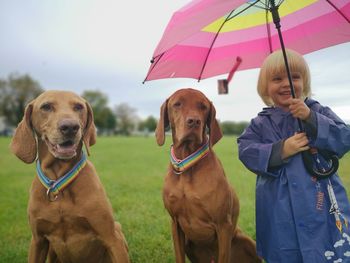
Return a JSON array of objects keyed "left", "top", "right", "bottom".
[{"left": 36, "top": 152, "right": 87, "bottom": 195}]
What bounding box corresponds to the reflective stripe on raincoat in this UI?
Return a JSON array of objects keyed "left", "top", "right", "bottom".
[{"left": 237, "top": 98, "right": 350, "bottom": 263}]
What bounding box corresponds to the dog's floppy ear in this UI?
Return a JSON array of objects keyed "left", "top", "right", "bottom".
[
  {"left": 155, "top": 99, "right": 169, "bottom": 146},
  {"left": 207, "top": 102, "right": 222, "bottom": 147},
  {"left": 83, "top": 101, "right": 97, "bottom": 155},
  {"left": 10, "top": 102, "right": 37, "bottom": 163}
]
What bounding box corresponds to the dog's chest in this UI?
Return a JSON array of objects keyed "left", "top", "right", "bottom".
[
  {"left": 163, "top": 173, "right": 219, "bottom": 241},
  {"left": 30, "top": 195, "right": 101, "bottom": 240},
  {"left": 34, "top": 205, "right": 93, "bottom": 237},
  {"left": 164, "top": 185, "right": 202, "bottom": 211},
  {"left": 34, "top": 206, "right": 107, "bottom": 259},
  {"left": 163, "top": 172, "right": 216, "bottom": 217}
]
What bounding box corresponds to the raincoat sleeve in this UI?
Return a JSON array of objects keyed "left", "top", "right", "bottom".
[
  {"left": 310, "top": 103, "right": 350, "bottom": 158},
  {"left": 237, "top": 118, "right": 282, "bottom": 178},
  {"left": 303, "top": 110, "right": 317, "bottom": 138},
  {"left": 269, "top": 140, "right": 285, "bottom": 167}
]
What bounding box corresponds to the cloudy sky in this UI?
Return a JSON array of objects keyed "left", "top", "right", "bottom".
[{"left": 1, "top": 0, "right": 349, "bottom": 122}]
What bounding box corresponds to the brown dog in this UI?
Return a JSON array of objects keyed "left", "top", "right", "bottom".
[
  {"left": 11, "top": 90, "right": 130, "bottom": 263},
  {"left": 156, "top": 88, "right": 261, "bottom": 263}
]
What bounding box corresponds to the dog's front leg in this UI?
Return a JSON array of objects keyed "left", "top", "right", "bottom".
[
  {"left": 217, "top": 223, "right": 233, "bottom": 263},
  {"left": 171, "top": 218, "right": 186, "bottom": 263},
  {"left": 106, "top": 223, "right": 130, "bottom": 263},
  {"left": 89, "top": 216, "right": 130, "bottom": 263},
  {"left": 47, "top": 245, "right": 59, "bottom": 263},
  {"left": 28, "top": 236, "right": 49, "bottom": 263},
  {"left": 105, "top": 238, "right": 129, "bottom": 263}
]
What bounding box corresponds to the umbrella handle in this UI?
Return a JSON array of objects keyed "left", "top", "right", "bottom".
[
  {"left": 217, "top": 56, "right": 242, "bottom": 94},
  {"left": 302, "top": 147, "right": 339, "bottom": 179},
  {"left": 227, "top": 56, "right": 242, "bottom": 83}
]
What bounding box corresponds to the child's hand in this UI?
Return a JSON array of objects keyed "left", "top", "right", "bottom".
[
  {"left": 288, "top": 98, "right": 311, "bottom": 120},
  {"left": 282, "top": 132, "right": 310, "bottom": 159}
]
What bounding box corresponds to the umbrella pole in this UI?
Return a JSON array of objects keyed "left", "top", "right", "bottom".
[
  {"left": 269, "top": 0, "right": 303, "bottom": 131},
  {"left": 269, "top": 0, "right": 338, "bottom": 178}
]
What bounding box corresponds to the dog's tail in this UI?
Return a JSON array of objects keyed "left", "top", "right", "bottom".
[{"left": 231, "top": 227, "right": 262, "bottom": 263}]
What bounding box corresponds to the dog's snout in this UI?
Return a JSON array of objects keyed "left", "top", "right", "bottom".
[
  {"left": 186, "top": 117, "right": 201, "bottom": 128},
  {"left": 59, "top": 119, "right": 80, "bottom": 136}
]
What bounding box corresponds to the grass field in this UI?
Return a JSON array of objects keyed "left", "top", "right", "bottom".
[{"left": 0, "top": 136, "right": 349, "bottom": 262}]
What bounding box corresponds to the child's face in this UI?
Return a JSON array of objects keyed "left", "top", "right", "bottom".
[{"left": 267, "top": 70, "right": 304, "bottom": 111}]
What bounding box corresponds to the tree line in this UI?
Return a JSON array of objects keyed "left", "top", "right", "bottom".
[{"left": 0, "top": 73, "right": 248, "bottom": 136}]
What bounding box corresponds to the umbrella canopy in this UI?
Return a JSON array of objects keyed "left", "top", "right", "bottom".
[{"left": 144, "top": 0, "right": 350, "bottom": 82}]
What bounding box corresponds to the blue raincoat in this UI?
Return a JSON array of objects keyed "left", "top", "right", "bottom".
[{"left": 238, "top": 98, "right": 350, "bottom": 263}]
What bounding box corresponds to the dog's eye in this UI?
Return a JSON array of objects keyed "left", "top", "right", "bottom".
[
  {"left": 173, "top": 102, "right": 181, "bottom": 108},
  {"left": 197, "top": 102, "right": 208, "bottom": 111},
  {"left": 199, "top": 104, "right": 208, "bottom": 111},
  {"left": 40, "top": 103, "right": 53, "bottom": 112},
  {"left": 73, "top": 103, "right": 84, "bottom": 111}
]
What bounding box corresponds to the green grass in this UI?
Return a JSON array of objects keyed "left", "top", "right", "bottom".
[{"left": 0, "top": 136, "right": 349, "bottom": 262}]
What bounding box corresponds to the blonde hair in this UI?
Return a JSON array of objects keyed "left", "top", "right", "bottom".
[{"left": 257, "top": 49, "right": 311, "bottom": 106}]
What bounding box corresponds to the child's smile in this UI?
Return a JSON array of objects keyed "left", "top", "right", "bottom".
[{"left": 267, "top": 71, "right": 304, "bottom": 111}]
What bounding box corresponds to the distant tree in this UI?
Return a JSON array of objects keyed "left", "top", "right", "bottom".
[
  {"left": 138, "top": 116, "right": 157, "bottom": 133},
  {"left": 96, "top": 107, "right": 116, "bottom": 134},
  {"left": 221, "top": 121, "right": 249, "bottom": 135},
  {"left": 114, "top": 103, "right": 138, "bottom": 135},
  {"left": 82, "top": 90, "right": 108, "bottom": 111},
  {"left": 0, "top": 80, "right": 6, "bottom": 117},
  {"left": 0, "top": 73, "right": 44, "bottom": 126},
  {"left": 81, "top": 90, "right": 116, "bottom": 135}
]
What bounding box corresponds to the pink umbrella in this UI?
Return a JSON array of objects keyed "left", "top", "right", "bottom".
[
  {"left": 145, "top": 0, "right": 350, "bottom": 178},
  {"left": 144, "top": 0, "right": 350, "bottom": 83}
]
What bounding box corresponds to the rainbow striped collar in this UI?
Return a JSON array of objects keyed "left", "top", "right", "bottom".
[
  {"left": 170, "top": 140, "right": 209, "bottom": 174},
  {"left": 36, "top": 152, "right": 87, "bottom": 201}
]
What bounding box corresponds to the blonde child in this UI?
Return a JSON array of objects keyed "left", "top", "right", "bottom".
[{"left": 238, "top": 49, "right": 350, "bottom": 262}]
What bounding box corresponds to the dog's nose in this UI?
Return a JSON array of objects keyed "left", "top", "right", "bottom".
[
  {"left": 186, "top": 117, "right": 201, "bottom": 128},
  {"left": 59, "top": 119, "right": 80, "bottom": 136}
]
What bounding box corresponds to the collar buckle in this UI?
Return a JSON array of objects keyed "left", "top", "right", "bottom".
[{"left": 46, "top": 188, "right": 59, "bottom": 202}]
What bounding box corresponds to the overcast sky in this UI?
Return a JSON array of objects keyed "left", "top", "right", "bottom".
[{"left": 1, "top": 0, "right": 349, "bottom": 122}]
